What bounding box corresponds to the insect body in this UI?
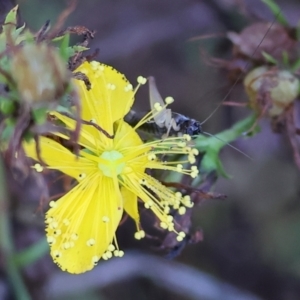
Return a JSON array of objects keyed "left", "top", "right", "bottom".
[
  {"left": 125, "top": 76, "right": 202, "bottom": 138},
  {"left": 125, "top": 110, "right": 202, "bottom": 138}
]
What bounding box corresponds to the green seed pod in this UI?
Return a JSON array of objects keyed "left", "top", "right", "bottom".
[
  {"left": 244, "top": 66, "right": 300, "bottom": 117},
  {"left": 11, "top": 43, "right": 70, "bottom": 108}
]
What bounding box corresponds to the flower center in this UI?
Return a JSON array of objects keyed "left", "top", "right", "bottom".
[{"left": 98, "top": 150, "right": 125, "bottom": 177}]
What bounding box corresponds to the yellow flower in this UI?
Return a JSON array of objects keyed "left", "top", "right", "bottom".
[{"left": 24, "top": 61, "right": 199, "bottom": 274}]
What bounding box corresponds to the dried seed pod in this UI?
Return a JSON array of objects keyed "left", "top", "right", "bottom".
[
  {"left": 244, "top": 66, "right": 300, "bottom": 117},
  {"left": 228, "top": 22, "right": 298, "bottom": 62},
  {"left": 11, "top": 43, "right": 70, "bottom": 108}
]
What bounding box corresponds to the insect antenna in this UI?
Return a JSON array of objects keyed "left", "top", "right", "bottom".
[
  {"left": 199, "top": 9, "right": 282, "bottom": 127},
  {"left": 202, "top": 131, "right": 253, "bottom": 160}
]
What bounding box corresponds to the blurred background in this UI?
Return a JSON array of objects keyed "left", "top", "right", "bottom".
[{"left": 2, "top": 0, "right": 300, "bottom": 299}]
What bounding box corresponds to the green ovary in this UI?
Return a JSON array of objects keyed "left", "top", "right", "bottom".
[{"left": 98, "top": 150, "right": 125, "bottom": 177}]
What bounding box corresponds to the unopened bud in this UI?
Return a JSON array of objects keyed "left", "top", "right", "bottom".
[
  {"left": 244, "top": 66, "right": 300, "bottom": 117},
  {"left": 11, "top": 43, "right": 70, "bottom": 108}
]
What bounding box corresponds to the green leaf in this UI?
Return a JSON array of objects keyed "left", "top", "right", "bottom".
[
  {"left": 261, "top": 0, "right": 289, "bottom": 26},
  {"left": 3, "top": 5, "right": 18, "bottom": 37},
  {"left": 1, "top": 119, "right": 15, "bottom": 141},
  {"left": 59, "top": 34, "right": 70, "bottom": 61},
  {"left": 15, "top": 27, "right": 34, "bottom": 44},
  {"left": 0, "top": 97, "right": 15, "bottom": 114},
  {"left": 200, "top": 150, "right": 230, "bottom": 178},
  {"left": 3, "top": 5, "right": 18, "bottom": 29},
  {"left": 32, "top": 107, "right": 48, "bottom": 125},
  {"left": 64, "top": 45, "right": 89, "bottom": 61},
  {"left": 296, "top": 21, "right": 300, "bottom": 41},
  {"left": 282, "top": 51, "right": 290, "bottom": 67},
  {"left": 56, "top": 104, "right": 73, "bottom": 114},
  {"left": 72, "top": 45, "right": 89, "bottom": 53},
  {"left": 13, "top": 238, "right": 49, "bottom": 268},
  {"left": 291, "top": 58, "right": 300, "bottom": 73},
  {"left": 262, "top": 51, "right": 278, "bottom": 65}
]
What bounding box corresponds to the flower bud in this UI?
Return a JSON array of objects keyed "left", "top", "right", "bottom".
[
  {"left": 11, "top": 43, "right": 70, "bottom": 108},
  {"left": 244, "top": 66, "right": 300, "bottom": 117}
]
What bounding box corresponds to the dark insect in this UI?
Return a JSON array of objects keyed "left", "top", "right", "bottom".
[{"left": 125, "top": 76, "right": 202, "bottom": 138}]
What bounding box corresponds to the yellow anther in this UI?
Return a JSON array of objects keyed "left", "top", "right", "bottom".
[
  {"left": 148, "top": 153, "right": 156, "bottom": 161},
  {"left": 168, "top": 223, "right": 175, "bottom": 231},
  {"left": 183, "top": 134, "right": 191, "bottom": 141},
  {"left": 71, "top": 233, "right": 78, "bottom": 240},
  {"left": 33, "top": 163, "right": 43, "bottom": 172},
  {"left": 87, "top": 239, "right": 96, "bottom": 246},
  {"left": 107, "top": 83, "right": 116, "bottom": 90},
  {"left": 175, "top": 192, "right": 182, "bottom": 199},
  {"left": 53, "top": 229, "right": 61, "bottom": 236},
  {"left": 160, "top": 222, "right": 168, "bottom": 229},
  {"left": 47, "top": 236, "right": 56, "bottom": 245},
  {"left": 63, "top": 219, "right": 70, "bottom": 226},
  {"left": 167, "top": 215, "right": 173, "bottom": 222},
  {"left": 92, "top": 256, "right": 99, "bottom": 264},
  {"left": 49, "top": 201, "right": 57, "bottom": 208},
  {"left": 78, "top": 173, "right": 86, "bottom": 180},
  {"left": 134, "top": 230, "right": 145, "bottom": 240},
  {"left": 177, "top": 141, "right": 186, "bottom": 148},
  {"left": 63, "top": 242, "right": 71, "bottom": 249},
  {"left": 154, "top": 102, "right": 162, "bottom": 111},
  {"left": 176, "top": 235, "right": 184, "bottom": 242},
  {"left": 176, "top": 164, "right": 183, "bottom": 172},
  {"left": 188, "top": 155, "right": 196, "bottom": 164},
  {"left": 165, "top": 96, "right": 174, "bottom": 104},
  {"left": 102, "top": 216, "right": 110, "bottom": 223},
  {"left": 124, "top": 84, "right": 133, "bottom": 91},
  {"left": 179, "top": 231, "right": 186, "bottom": 238},
  {"left": 53, "top": 250, "right": 62, "bottom": 258},
  {"left": 134, "top": 231, "right": 141, "bottom": 240},
  {"left": 164, "top": 207, "right": 170, "bottom": 214},
  {"left": 46, "top": 217, "right": 53, "bottom": 224},
  {"left": 192, "top": 148, "right": 199, "bottom": 155},
  {"left": 137, "top": 76, "right": 147, "bottom": 85},
  {"left": 108, "top": 244, "right": 115, "bottom": 251},
  {"left": 49, "top": 221, "right": 58, "bottom": 229},
  {"left": 178, "top": 206, "right": 186, "bottom": 215}
]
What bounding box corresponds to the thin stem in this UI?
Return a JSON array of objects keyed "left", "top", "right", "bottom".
[{"left": 0, "top": 158, "right": 31, "bottom": 300}]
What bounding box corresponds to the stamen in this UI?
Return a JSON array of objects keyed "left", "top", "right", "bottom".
[
  {"left": 86, "top": 238, "right": 96, "bottom": 246},
  {"left": 178, "top": 206, "right": 186, "bottom": 215},
  {"left": 165, "top": 96, "right": 174, "bottom": 104},
  {"left": 33, "top": 163, "right": 43, "bottom": 172},
  {"left": 102, "top": 216, "right": 110, "bottom": 223},
  {"left": 154, "top": 102, "right": 163, "bottom": 111},
  {"left": 49, "top": 201, "right": 57, "bottom": 208},
  {"left": 137, "top": 76, "right": 147, "bottom": 85}
]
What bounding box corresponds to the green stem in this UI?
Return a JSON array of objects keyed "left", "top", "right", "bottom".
[
  {"left": 14, "top": 238, "right": 48, "bottom": 268},
  {"left": 163, "top": 114, "right": 256, "bottom": 186},
  {"left": 0, "top": 158, "right": 31, "bottom": 300},
  {"left": 195, "top": 114, "right": 256, "bottom": 151}
]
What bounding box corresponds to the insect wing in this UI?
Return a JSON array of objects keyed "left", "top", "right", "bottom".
[{"left": 148, "top": 76, "right": 171, "bottom": 128}]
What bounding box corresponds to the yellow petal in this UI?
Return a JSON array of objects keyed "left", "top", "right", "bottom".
[
  {"left": 50, "top": 111, "right": 103, "bottom": 151},
  {"left": 23, "top": 137, "right": 95, "bottom": 180},
  {"left": 122, "top": 187, "right": 139, "bottom": 223},
  {"left": 46, "top": 174, "right": 123, "bottom": 274},
  {"left": 74, "top": 61, "right": 135, "bottom": 136},
  {"left": 114, "top": 120, "right": 144, "bottom": 149}
]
